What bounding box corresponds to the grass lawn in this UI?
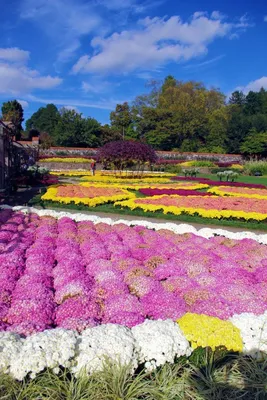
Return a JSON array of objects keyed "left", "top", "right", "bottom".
[{"left": 197, "top": 173, "right": 267, "bottom": 186}]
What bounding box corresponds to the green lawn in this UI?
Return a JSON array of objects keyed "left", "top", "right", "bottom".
[{"left": 197, "top": 173, "right": 267, "bottom": 186}]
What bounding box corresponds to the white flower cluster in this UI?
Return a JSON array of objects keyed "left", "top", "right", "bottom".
[
  {"left": 0, "top": 320, "right": 191, "bottom": 380},
  {"left": 9, "top": 329, "right": 77, "bottom": 380},
  {"left": 0, "top": 332, "right": 23, "bottom": 374},
  {"left": 72, "top": 324, "right": 137, "bottom": 375},
  {"left": 230, "top": 312, "right": 267, "bottom": 359},
  {"left": 2, "top": 205, "right": 267, "bottom": 244},
  {"left": 132, "top": 319, "right": 192, "bottom": 371}
]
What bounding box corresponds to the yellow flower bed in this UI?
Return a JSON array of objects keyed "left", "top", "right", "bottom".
[
  {"left": 51, "top": 171, "right": 92, "bottom": 176},
  {"left": 115, "top": 195, "right": 267, "bottom": 221},
  {"left": 208, "top": 186, "right": 267, "bottom": 200},
  {"left": 178, "top": 313, "right": 243, "bottom": 351},
  {"left": 81, "top": 182, "right": 209, "bottom": 190},
  {"left": 40, "top": 158, "right": 93, "bottom": 163},
  {"left": 41, "top": 184, "right": 135, "bottom": 207}
]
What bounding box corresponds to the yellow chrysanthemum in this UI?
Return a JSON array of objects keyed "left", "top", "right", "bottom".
[{"left": 178, "top": 313, "right": 243, "bottom": 352}]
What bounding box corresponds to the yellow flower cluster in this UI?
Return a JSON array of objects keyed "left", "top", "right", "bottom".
[
  {"left": 41, "top": 185, "right": 135, "bottom": 207},
  {"left": 115, "top": 196, "right": 267, "bottom": 221},
  {"left": 231, "top": 164, "right": 244, "bottom": 170},
  {"left": 51, "top": 171, "right": 92, "bottom": 176},
  {"left": 178, "top": 313, "right": 243, "bottom": 352},
  {"left": 208, "top": 187, "right": 267, "bottom": 200},
  {"left": 80, "top": 175, "right": 174, "bottom": 184},
  {"left": 81, "top": 182, "right": 209, "bottom": 190},
  {"left": 40, "top": 158, "right": 93, "bottom": 163}
]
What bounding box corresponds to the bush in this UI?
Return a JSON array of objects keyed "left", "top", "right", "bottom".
[{"left": 244, "top": 160, "right": 267, "bottom": 176}]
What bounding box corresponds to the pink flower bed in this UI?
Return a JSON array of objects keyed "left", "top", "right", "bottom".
[
  {"left": 0, "top": 209, "right": 267, "bottom": 336},
  {"left": 172, "top": 176, "right": 266, "bottom": 189},
  {"left": 139, "top": 188, "right": 213, "bottom": 197}
]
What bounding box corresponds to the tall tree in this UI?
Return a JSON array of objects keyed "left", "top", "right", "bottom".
[
  {"left": 1, "top": 100, "right": 24, "bottom": 140},
  {"left": 110, "top": 102, "right": 133, "bottom": 138},
  {"left": 228, "top": 91, "right": 246, "bottom": 106},
  {"left": 25, "top": 104, "right": 60, "bottom": 136},
  {"left": 53, "top": 108, "right": 101, "bottom": 147}
]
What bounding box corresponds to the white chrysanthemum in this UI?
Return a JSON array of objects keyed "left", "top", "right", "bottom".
[
  {"left": 72, "top": 324, "right": 137, "bottom": 376},
  {"left": 132, "top": 319, "right": 192, "bottom": 371},
  {"left": 9, "top": 329, "right": 77, "bottom": 380},
  {"left": 0, "top": 332, "right": 23, "bottom": 374},
  {"left": 230, "top": 312, "right": 267, "bottom": 359}
]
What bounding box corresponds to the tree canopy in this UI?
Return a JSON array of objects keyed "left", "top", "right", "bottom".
[{"left": 1, "top": 100, "right": 24, "bottom": 140}]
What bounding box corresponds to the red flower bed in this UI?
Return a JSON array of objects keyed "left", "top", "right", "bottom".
[
  {"left": 139, "top": 188, "right": 213, "bottom": 197},
  {"left": 171, "top": 176, "right": 266, "bottom": 189}
]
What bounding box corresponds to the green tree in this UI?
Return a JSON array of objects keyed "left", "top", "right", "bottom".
[
  {"left": 99, "top": 124, "right": 121, "bottom": 145},
  {"left": 110, "top": 102, "right": 133, "bottom": 138},
  {"left": 240, "top": 128, "right": 267, "bottom": 157},
  {"left": 206, "top": 107, "right": 229, "bottom": 152},
  {"left": 1, "top": 100, "right": 24, "bottom": 140},
  {"left": 228, "top": 91, "right": 246, "bottom": 106},
  {"left": 25, "top": 104, "right": 60, "bottom": 136},
  {"left": 53, "top": 109, "right": 101, "bottom": 147}
]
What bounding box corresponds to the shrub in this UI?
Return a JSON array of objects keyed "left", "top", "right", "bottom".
[
  {"left": 217, "top": 170, "right": 239, "bottom": 182},
  {"left": 244, "top": 160, "right": 267, "bottom": 176}
]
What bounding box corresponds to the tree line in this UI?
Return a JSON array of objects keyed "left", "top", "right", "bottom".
[{"left": 1, "top": 76, "right": 267, "bottom": 156}]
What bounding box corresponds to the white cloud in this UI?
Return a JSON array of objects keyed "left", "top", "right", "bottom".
[
  {"left": 211, "top": 11, "right": 226, "bottom": 20},
  {"left": 27, "top": 94, "right": 121, "bottom": 110},
  {"left": 236, "top": 77, "right": 267, "bottom": 94},
  {"left": 0, "top": 47, "right": 29, "bottom": 63},
  {"left": 0, "top": 47, "right": 62, "bottom": 96},
  {"left": 72, "top": 12, "right": 251, "bottom": 75},
  {"left": 17, "top": 99, "right": 29, "bottom": 108},
  {"left": 20, "top": 0, "right": 102, "bottom": 62},
  {"left": 264, "top": 16, "right": 267, "bottom": 22},
  {"left": 62, "top": 105, "right": 80, "bottom": 113},
  {"left": 184, "top": 54, "right": 225, "bottom": 69}
]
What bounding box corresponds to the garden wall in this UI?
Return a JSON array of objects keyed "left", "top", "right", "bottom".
[{"left": 40, "top": 147, "right": 243, "bottom": 163}]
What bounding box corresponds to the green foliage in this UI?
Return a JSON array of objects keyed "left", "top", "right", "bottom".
[
  {"left": 25, "top": 104, "right": 60, "bottom": 136},
  {"left": 240, "top": 128, "right": 267, "bottom": 156},
  {"left": 53, "top": 109, "right": 101, "bottom": 147},
  {"left": 1, "top": 99, "right": 24, "bottom": 140},
  {"left": 244, "top": 160, "right": 267, "bottom": 176},
  {"left": 1, "top": 354, "right": 267, "bottom": 400},
  {"left": 189, "top": 161, "right": 216, "bottom": 167}
]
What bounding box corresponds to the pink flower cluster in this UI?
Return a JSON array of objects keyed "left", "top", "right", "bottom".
[
  {"left": 1, "top": 210, "right": 267, "bottom": 335},
  {"left": 171, "top": 176, "right": 266, "bottom": 189},
  {"left": 139, "top": 188, "right": 212, "bottom": 197}
]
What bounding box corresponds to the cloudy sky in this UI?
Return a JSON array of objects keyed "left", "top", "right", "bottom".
[{"left": 0, "top": 0, "right": 266, "bottom": 124}]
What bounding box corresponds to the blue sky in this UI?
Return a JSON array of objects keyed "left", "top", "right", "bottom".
[{"left": 0, "top": 0, "right": 266, "bottom": 126}]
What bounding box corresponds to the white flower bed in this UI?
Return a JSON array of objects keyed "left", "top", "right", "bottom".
[{"left": 2, "top": 205, "right": 267, "bottom": 244}]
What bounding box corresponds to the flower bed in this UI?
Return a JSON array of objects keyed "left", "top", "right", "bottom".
[
  {"left": 41, "top": 185, "right": 135, "bottom": 206},
  {"left": 139, "top": 188, "right": 213, "bottom": 196},
  {"left": 116, "top": 195, "right": 267, "bottom": 221},
  {"left": 39, "top": 157, "right": 93, "bottom": 163},
  {"left": 80, "top": 181, "right": 209, "bottom": 191},
  {"left": 172, "top": 176, "right": 267, "bottom": 189},
  {"left": 0, "top": 207, "right": 266, "bottom": 379},
  {"left": 208, "top": 186, "right": 267, "bottom": 199}
]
